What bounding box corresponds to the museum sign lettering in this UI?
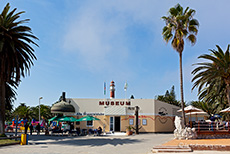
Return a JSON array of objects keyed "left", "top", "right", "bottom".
[
  {"left": 99, "top": 101, "right": 131, "bottom": 106},
  {"left": 75, "top": 112, "right": 104, "bottom": 116}
]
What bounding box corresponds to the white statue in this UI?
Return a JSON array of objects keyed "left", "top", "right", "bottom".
[
  {"left": 174, "top": 116, "right": 197, "bottom": 140},
  {"left": 174, "top": 116, "right": 183, "bottom": 139},
  {"left": 174, "top": 116, "right": 182, "bottom": 132}
]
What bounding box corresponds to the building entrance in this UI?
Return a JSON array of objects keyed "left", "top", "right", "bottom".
[
  {"left": 110, "top": 116, "right": 121, "bottom": 132},
  {"left": 114, "top": 117, "right": 120, "bottom": 132}
]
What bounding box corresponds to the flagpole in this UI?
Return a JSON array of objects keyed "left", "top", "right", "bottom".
[
  {"left": 104, "top": 81, "right": 106, "bottom": 100},
  {"left": 124, "top": 81, "right": 128, "bottom": 100},
  {"left": 103, "top": 81, "right": 106, "bottom": 135}
]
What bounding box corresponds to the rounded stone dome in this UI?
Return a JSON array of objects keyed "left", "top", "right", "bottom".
[{"left": 51, "top": 100, "right": 75, "bottom": 113}]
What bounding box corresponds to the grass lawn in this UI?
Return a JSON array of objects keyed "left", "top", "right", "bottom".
[{"left": 0, "top": 139, "right": 20, "bottom": 145}]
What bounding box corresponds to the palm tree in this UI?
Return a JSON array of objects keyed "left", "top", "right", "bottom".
[
  {"left": 192, "top": 45, "right": 230, "bottom": 106},
  {"left": 5, "top": 80, "right": 18, "bottom": 111},
  {"left": 0, "top": 3, "right": 38, "bottom": 134},
  {"left": 30, "top": 105, "right": 52, "bottom": 121},
  {"left": 190, "top": 101, "right": 220, "bottom": 117},
  {"left": 162, "top": 4, "right": 199, "bottom": 127},
  {"left": 13, "top": 103, "right": 32, "bottom": 120}
]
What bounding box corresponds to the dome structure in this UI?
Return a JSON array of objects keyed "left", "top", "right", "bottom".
[{"left": 51, "top": 100, "right": 75, "bottom": 113}]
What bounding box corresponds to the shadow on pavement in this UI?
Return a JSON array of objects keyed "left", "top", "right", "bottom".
[
  {"left": 28, "top": 135, "right": 72, "bottom": 141},
  {"left": 28, "top": 135, "right": 141, "bottom": 147}
]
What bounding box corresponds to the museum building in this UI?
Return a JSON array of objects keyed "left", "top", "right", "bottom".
[{"left": 58, "top": 81, "right": 180, "bottom": 133}]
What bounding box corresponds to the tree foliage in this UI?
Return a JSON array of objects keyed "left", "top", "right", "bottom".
[
  {"left": 162, "top": 3, "right": 199, "bottom": 53},
  {"left": 0, "top": 3, "right": 38, "bottom": 134},
  {"left": 192, "top": 45, "right": 230, "bottom": 106},
  {"left": 11, "top": 103, "right": 52, "bottom": 121},
  {"left": 190, "top": 101, "right": 218, "bottom": 117},
  {"left": 13, "top": 103, "right": 32, "bottom": 120},
  {"left": 156, "top": 86, "right": 181, "bottom": 107}
]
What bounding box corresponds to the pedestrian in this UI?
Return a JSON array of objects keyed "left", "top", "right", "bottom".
[
  {"left": 210, "top": 114, "right": 215, "bottom": 131},
  {"left": 29, "top": 124, "right": 33, "bottom": 135},
  {"left": 35, "top": 123, "right": 41, "bottom": 135},
  {"left": 226, "top": 121, "right": 229, "bottom": 130},
  {"left": 24, "top": 122, "right": 29, "bottom": 134},
  {"left": 70, "top": 123, "right": 74, "bottom": 131},
  {"left": 97, "top": 126, "right": 102, "bottom": 136}
]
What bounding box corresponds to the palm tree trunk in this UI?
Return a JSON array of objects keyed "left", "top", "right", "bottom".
[
  {"left": 0, "top": 78, "right": 6, "bottom": 135},
  {"left": 179, "top": 52, "right": 186, "bottom": 128}
]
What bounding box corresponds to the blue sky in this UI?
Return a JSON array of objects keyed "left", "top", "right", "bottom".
[{"left": 1, "top": 0, "right": 230, "bottom": 108}]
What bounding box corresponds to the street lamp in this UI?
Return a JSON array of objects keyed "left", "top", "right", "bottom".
[{"left": 39, "top": 97, "right": 43, "bottom": 123}]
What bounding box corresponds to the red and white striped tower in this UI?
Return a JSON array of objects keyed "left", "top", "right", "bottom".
[{"left": 110, "top": 81, "right": 115, "bottom": 99}]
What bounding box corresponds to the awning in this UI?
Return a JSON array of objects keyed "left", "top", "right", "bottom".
[{"left": 104, "top": 106, "right": 126, "bottom": 116}]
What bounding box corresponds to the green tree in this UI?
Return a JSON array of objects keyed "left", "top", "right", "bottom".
[
  {"left": 5, "top": 81, "right": 17, "bottom": 121},
  {"left": 0, "top": 3, "right": 38, "bottom": 134},
  {"left": 192, "top": 45, "right": 230, "bottom": 106},
  {"left": 12, "top": 103, "right": 52, "bottom": 122},
  {"left": 156, "top": 86, "right": 180, "bottom": 107},
  {"left": 190, "top": 101, "right": 219, "bottom": 117},
  {"left": 13, "top": 103, "right": 32, "bottom": 120},
  {"left": 162, "top": 4, "right": 199, "bottom": 126},
  {"left": 197, "top": 78, "right": 226, "bottom": 104},
  {"left": 5, "top": 80, "right": 18, "bottom": 116},
  {"left": 30, "top": 105, "right": 52, "bottom": 121}
]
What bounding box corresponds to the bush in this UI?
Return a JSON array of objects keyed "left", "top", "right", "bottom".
[{"left": 0, "top": 134, "right": 6, "bottom": 137}]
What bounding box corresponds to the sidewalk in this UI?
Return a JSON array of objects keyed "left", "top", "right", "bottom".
[
  {"left": 163, "top": 138, "right": 230, "bottom": 146},
  {"left": 162, "top": 138, "right": 230, "bottom": 151}
]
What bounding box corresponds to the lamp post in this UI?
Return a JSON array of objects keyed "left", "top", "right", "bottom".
[{"left": 39, "top": 97, "right": 43, "bottom": 123}]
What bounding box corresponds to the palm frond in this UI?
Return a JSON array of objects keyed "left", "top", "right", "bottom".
[{"left": 192, "top": 45, "right": 230, "bottom": 105}]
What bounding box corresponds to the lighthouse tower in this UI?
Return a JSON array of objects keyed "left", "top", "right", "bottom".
[{"left": 110, "top": 81, "right": 115, "bottom": 99}]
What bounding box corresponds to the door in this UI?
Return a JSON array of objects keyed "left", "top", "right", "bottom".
[
  {"left": 110, "top": 117, "right": 114, "bottom": 131},
  {"left": 115, "top": 117, "right": 120, "bottom": 132}
]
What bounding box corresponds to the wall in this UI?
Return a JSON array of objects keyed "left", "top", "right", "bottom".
[
  {"left": 68, "top": 98, "right": 179, "bottom": 133},
  {"left": 154, "top": 100, "right": 180, "bottom": 132}
]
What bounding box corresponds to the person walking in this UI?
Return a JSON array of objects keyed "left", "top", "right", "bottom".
[
  {"left": 29, "top": 124, "right": 33, "bottom": 135},
  {"left": 35, "top": 123, "right": 41, "bottom": 136},
  {"left": 210, "top": 114, "right": 215, "bottom": 131}
]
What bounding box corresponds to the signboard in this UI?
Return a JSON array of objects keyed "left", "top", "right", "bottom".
[
  {"left": 75, "top": 112, "right": 104, "bottom": 116},
  {"left": 99, "top": 101, "right": 131, "bottom": 106}
]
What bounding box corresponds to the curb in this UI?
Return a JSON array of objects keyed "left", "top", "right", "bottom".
[
  {"left": 0, "top": 142, "right": 20, "bottom": 147},
  {"left": 189, "top": 144, "right": 230, "bottom": 151}
]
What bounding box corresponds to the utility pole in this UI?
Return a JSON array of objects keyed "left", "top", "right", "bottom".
[
  {"left": 15, "top": 116, "right": 18, "bottom": 138},
  {"left": 39, "top": 97, "right": 43, "bottom": 123},
  {"left": 135, "top": 106, "right": 139, "bottom": 134}
]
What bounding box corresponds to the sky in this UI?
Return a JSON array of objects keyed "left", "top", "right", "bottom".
[{"left": 1, "top": 0, "right": 230, "bottom": 108}]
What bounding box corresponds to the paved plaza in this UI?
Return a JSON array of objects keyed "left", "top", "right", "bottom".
[
  {"left": 2, "top": 133, "right": 230, "bottom": 154},
  {"left": 0, "top": 133, "right": 173, "bottom": 154}
]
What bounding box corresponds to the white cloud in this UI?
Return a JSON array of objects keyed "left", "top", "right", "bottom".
[
  {"left": 61, "top": 0, "right": 230, "bottom": 96},
  {"left": 62, "top": 0, "right": 173, "bottom": 76},
  {"left": 63, "top": 3, "right": 125, "bottom": 73}
]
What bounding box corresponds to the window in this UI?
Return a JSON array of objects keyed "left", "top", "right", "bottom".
[
  {"left": 142, "top": 119, "right": 147, "bottom": 125},
  {"left": 87, "top": 120, "right": 93, "bottom": 127},
  {"left": 110, "top": 117, "right": 114, "bottom": 131},
  {"left": 129, "top": 119, "right": 134, "bottom": 125}
]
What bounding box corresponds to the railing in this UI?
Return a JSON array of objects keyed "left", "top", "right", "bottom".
[{"left": 188, "top": 121, "right": 230, "bottom": 132}]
